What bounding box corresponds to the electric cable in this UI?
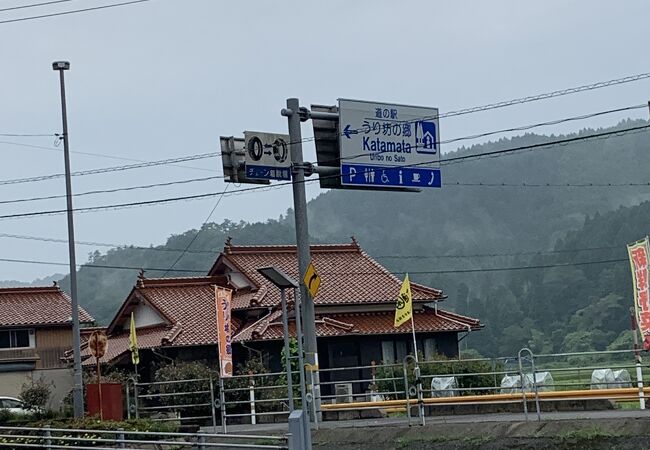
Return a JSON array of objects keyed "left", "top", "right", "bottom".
[
  {"left": 329, "top": 104, "right": 648, "bottom": 166},
  {"left": 0, "top": 175, "right": 222, "bottom": 205},
  {"left": 161, "top": 184, "right": 230, "bottom": 276},
  {"left": 0, "top": 124, "right": 648, "bottom": 221},
  {"left": 0, "top": 0, "right": 76, "bottom": 13},
  {"left": 0, "top": 151, "right": 221, "bottom": 186},
  {"left": 275, "top": 72, "right": 650, "bottom": 149},
  {"left": 0, "top": 255, "right": 629, "bottom": 275},
  {"left": 0, "top": 230, "right": 627, "bottom": 259},
  {"left": 0, "top": 0, "right": 151, "bottom": 25}
]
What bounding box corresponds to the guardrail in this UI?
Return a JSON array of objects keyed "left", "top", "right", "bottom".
[
  {"left": 0, "top": 425, "right": 290, "bottom": 449},
  {"left": 128, "top": 347, "right": 650, "bottom": 427}
]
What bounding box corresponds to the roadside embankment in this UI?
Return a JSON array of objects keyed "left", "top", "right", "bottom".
[{"left": 313, "top": 416, "right": 650, "bottom": 449}]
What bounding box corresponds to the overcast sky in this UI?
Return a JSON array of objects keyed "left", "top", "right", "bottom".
[{"left": 1, "top": 0, "right": 650, "bottom": 281}]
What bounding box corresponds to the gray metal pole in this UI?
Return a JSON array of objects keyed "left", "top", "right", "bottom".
[
  {"left": 280, "top": 288, "right": 295, "bottom": 411},
  {"left": 283, "top": 98, "right": 321, "bottom": 418},
  {"left": 293, "top": 288, "right": 307, "bottom": 409},
  {"left": 293, "top": 287, "right": 311, "bottom": 450},
  {"left": 53, "top": 61, "right": 84, "bottom": 418}
]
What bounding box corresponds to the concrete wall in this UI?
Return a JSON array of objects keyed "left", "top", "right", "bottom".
[
  {"left": 0, "top": 368, "right": 73, "bottom": 411},
  {"left": 33, "top": 368, "right": 73, "bottom": 410},
  {"left": 0, "top": 371, "right": 31, "bottom": 398}
]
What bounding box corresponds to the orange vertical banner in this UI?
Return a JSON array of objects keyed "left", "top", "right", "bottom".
[{"left": 215, "top": 286, "right": 233, "bottom": 377}]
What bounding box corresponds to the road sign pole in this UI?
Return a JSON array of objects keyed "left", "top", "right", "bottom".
[{"left": 282, "top": 98, "right": 321, "bottom": 421}]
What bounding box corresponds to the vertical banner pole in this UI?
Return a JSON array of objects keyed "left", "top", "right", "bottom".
[
  {"left": 631, "top": 312, "right": 646, "bottom": 410},
  {"left": 96, "top": 356, "right": 103, "bottom": 420}
]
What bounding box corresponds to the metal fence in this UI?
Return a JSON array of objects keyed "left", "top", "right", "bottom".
[
  {"left": 0, "top": 425, "right": 290, "bottom": 449},
  {"left": 129, "top": 347, "right": 650, "bottom": 427},
  {"left": 131, "top": 376, "right": 219, "bottom": 428}
]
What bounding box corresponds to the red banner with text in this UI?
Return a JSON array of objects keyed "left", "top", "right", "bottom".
[{"left": 628, "top": 238, "right": 650, "bottom": 350}]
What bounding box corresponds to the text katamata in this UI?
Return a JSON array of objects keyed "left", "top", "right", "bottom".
[{"left": 362, "top": 108, "right": 412, "bottom": 161}]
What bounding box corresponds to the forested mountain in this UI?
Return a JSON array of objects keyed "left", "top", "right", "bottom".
[{"left": 53, "top": 118, "right": 650, "bottom": 356}]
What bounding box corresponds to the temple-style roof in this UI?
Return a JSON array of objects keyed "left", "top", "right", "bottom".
[
  {"left": 233, "top": 306, "right": 481, "bottom": 343},
  {"left": 210, "top": 239, "right": 445, "bottom": 310}
]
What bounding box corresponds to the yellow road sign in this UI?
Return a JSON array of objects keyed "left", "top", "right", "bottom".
[{"left": 304, "top": 262, "right": 321, "bottom": 299}]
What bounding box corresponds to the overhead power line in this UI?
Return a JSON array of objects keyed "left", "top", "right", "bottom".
[
  {"left": 0, "top": 255, "right": 629, "bottom": 275},
  {"left": 0, "top": 175, "right": 222, "bottom": 206},
  {"left": 286, "top": 73, "right": 650, "bottom": 148},
  {"left": 0, "top": 139, "right": 219, "bottom": 172},
  {"left": 0, "top": 0, "right": 151, "bottom": 25},
  {"left": 162, "top": 184, "right": 230, "bottom": 276},
  {"left": 374, "top": 245, "right": 625, "bottom": 260},
  {"left": 0, "top": 152, "right": 220, "bottom": 186},
  {"left": 0, "top": 0, "right": 76, "bottom": 13},
  {"left": 0, "top": 103, "right": 643, "bottom": 193},
  {"left": 333, "top": 104, "right": 647, "bottom": 165},
  {"left": 0, "top": 232, "right": 217, "bottom": 254},
  {"left": 0, "top": 133, "right": 54, "bottom": 137},
  {"left": 0, "top": 232, "right": 628, "bottom": 260},
  {"left": 0, "top": 124, "right": 648, "bottom": 221}
]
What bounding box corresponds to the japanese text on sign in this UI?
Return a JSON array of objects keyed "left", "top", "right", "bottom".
[
  {"left": 628, "top": 238, "right": 650, "bottom": 350},
  {"left": 215, "top": 286, "right": 233, "bottom": 377}
]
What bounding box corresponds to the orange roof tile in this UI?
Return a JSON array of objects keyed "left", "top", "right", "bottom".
[
  {"left": 97, "top": 276, "right": 242, "bottom": 363},
  {"left": 82, "top": 326, "right": 171, "bottom": 366},
  {"left": 0, "top": 285, "right": 94, "bottom": 327},
  {"left": 233, "top": 307, "right": 480, "bottom": 343},
  {"left": 210, "top": 241, "right": 445, "bottom": 310}
]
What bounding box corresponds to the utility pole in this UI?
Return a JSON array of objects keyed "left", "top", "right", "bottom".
[
  {"left": 52, "top": 61, "right": 84, "bottom": 418},
  {"left": 282, "top": 98, "right": 321, "bottom": 419}
]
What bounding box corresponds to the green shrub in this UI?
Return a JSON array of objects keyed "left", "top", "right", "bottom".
[
  {"left": 19, "top": 379, "right": 52, "bottom": 411},
  {"left": 375, "top": 354, "right": 501, "bottom": 398},
  {"left": 225, "top": 357, "right": 291, "bottom": 413},
  {"left": 0, "top": 417, "right": 179, "bottom": 447},
  {"left": 150, "top": 361, "right": 218, "bottom": 419}
]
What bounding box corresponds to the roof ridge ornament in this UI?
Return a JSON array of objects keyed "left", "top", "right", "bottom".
[
  {"left": 225, "top": 236, "right": 233, "bottom": 253},
  {"left": 137, "top": 269, "right": 146, "bottom": 287}
]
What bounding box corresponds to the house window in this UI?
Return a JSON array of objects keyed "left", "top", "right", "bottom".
[
  {"left": 381, "top": 341, "right": 395, "bottom": 363},
  {"left": 395, "top": 341, "right": 407, "bottom": 362},
  {"left": 423, "top": 338, "right": 437, "bottom": 361},
  {"left": 381, "top": 340, "right": 413, "bottom": 364},
  {"left": 0, "top": 329, "right": 33, "bottom": 349}
]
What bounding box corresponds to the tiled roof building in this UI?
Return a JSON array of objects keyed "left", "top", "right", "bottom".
[
  {"left": 94, "top": 239, "right": 482, "bottom": 374},
  {"left": 0, "top": 285, "right": 93, "bottom": 327},
  {"left": 0, "top": 284, "right": 95, "bottom": 409}
]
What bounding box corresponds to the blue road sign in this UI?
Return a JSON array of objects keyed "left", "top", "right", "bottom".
[
  {"left": 338, "top": 99, "right": 441, "bottom": 189},
  {"left": 341, "top": 164, "right": 441, "bottom": 188},
  {"left": 246, "top": 165, "right": 291, "bottom": 181}
]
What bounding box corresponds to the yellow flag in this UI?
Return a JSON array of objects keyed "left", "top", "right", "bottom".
[
  {"left": 394, "top": 274, "right": 412, "bottom": 328},
  {"left": 129, "top": 312, "right": 139, "bottom": 366}
]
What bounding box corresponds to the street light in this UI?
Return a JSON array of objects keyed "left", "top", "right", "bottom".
[
  {"left": 52, "top": 61, "right": 83, "bottom": 418},
  {"left": 256, "top": 266, "right": 306, "bottom": 413}
]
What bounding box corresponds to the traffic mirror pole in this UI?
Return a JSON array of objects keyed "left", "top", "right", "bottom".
[{"left": 282, "top": 98, "right": 322, "bottom": 422}]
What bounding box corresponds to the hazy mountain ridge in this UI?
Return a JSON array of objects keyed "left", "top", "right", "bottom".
[{"left": 0, "top": 273, "right": 65, "bottom": 289}]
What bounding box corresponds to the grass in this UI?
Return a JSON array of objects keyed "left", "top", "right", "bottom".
[
  {"left": 394, "top": 435, "right": 451, "bottom": 448},
  {"left": 559, "top": 426, "right": 619, "bottom": 442},
  {"left": 615, "top": 400, "right": 641, "bottom": 409}
]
